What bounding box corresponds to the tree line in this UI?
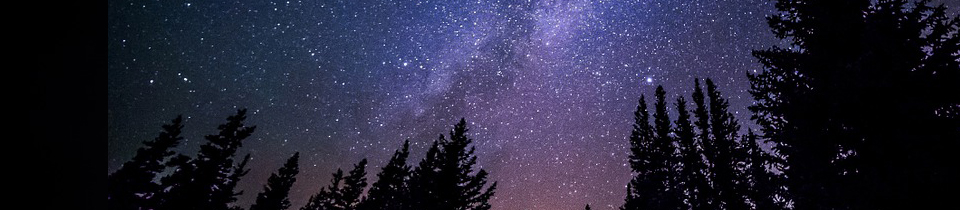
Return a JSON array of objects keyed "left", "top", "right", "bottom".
[
  {"left": 619, "top": 80, "right": 783, "bottom": 210},
  {"left": 110, "top": 0, "right": 957, "bottom": 209},
  {"left": 618, "top": 0, "right": 958, "bottom": 209},
  {"left": 108, "top": 111, "right": 496, "bottom": 210}
]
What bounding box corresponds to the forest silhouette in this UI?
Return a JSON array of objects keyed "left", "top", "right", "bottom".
[{"left": 108, "top": 0, "right": 958, "bottom": 209}]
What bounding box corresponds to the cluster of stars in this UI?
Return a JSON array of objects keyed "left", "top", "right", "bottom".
[{"left": 105, "top": 0, "right": 830, "bottom": 209}]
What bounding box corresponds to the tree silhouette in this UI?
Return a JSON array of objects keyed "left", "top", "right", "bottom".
[
  {"left": 224, "top": 154, "right": 252, "bottom": 210},
  {"left": 584, "top": 204, "right": 591, "bottom": 210},
  {"left": 651, "top": 86, "right": 684, "bottom": 210},
  {"left": 301, "top": 169, "right": 344, "bottom": 210},
  {"left": 749, "top": 0, "right": 959, "bottom": 209},
  {"left": 703, "top": 79, "right": 749, "bottom": 210},
  {"left": 622, "top": 87, "right": 684, "bottom": 210},
  {"left": 301, "top": 159, "right": 368, "bottom": 210},
  {"left": 407, "top": 138, "right": 443, "bottom": 210},
  {"left": 690, "top": 79, "right": 719, "bottom": 210},
  {"left": 108, "top": 115, "right": 184, "bottom": 210},
  {"left": 407, "top": 118, "right": 497, "bottom": 210},
  {"left": 251, "top": 152, "right": 301, "bottom": 210},
  {"left": 359, "top": 141, "right": 411, "bottom": 210},
  {"left": 622, "top": 95, "right": 655, "bottom": 210},
  {"left": 673, "top": 96, "right": 712, "bottom": 210},
  {"left": 742, "top": 130, "right": 784, "bottom": 210},
  {"left": 158, "top": 109, "right": 256, "bottom": 210}
]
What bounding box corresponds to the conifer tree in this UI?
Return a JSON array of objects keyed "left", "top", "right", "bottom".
[
  {"left": 622, "top": 95, "right": 655, "bottom": 210},
  {"left": 301, "top": 169, "right": 344, "bottom": 210},
  {"left": 359, "top": 141, "right": 411, "bottom": 210},
  {"left": 584, "top": 204, "right": 591, "bottom": 210},
  {"left": 108, "top": 115, "right": 184, "bottom": 210},
  {"left": 301, "top": 159, "right": 368, "bottom": 210},
  {"left": 705, "top": 79, "right": 748, "bottom": 210},
  {"left": 341, "top": 159, "right": 368, "bottom": 209},
  {"left": 749, "top": 0, "right": 959, "bottom": 209},
  {"left": 224, "top": 154, "right": 252, "bottom": 210},
  {"left": 623, "top": 87, "right": 683, "bottom": 210},
  {"left": 742, "top": 130, "right": 782, "bottom": 210},
  {"left": 690, "top": 79, "right": 719, "bottom": 209},
  {"left": 158, "top": 109, "right": 257, "bottom": 210},
  {"left": 651, "top": 86, "right": 683, "bottom": 210},
  {"left": 407, "top": 138, "right": 443, "bottom": 210},
  {"left": 674, "top": 97, "right": 711, "bottom": 210},
  {"left": 251, "top": 152, "right": 301, "bottom": 210},
  {"left": 407, "top": 118, "right": 497, "bottom": 210}
]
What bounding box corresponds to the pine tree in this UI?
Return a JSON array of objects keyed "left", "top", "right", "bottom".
[
  {"left": 359, "top": 141, "right": 411, "bottom": 210},
  {"left": 407, "top": 138, "right": 443, "bottom": 210},
  {"left": 158, "top": 109, "right": 257, "bottom": 210},
  {"left": 340, "top": 159, "right": 368, "bottom": 209},
  {"left": 584, "top": 204, "right": 591, "bottom": 210},
  {"left": 407, "top": 118, "right": 497, "bottom": 210},
  {"left": 704, "top": 79, "right": 748, "bottom": 210},
  {"left": 622, "top": 87, "right": 683, "bottom": 210},
  {"left": 251, "top": 152, "right": 301, "bottom": 210},
  {"left": 690, "top": 79, "right": 719, "bottom": 210},
  {"left": 749, "top": 0, "right": 959, "bottom": 209},
  {"left": 742, "top": 130, "right": 782, "bottom": 210},
  {"left": 301, "top": 159, "right": 368, "bottom": 210},
  {"left": 651, "top": 85, "right": 683, "bottom": 210},
  {"left": 108, "top": 115, "right": 184, "bottom": 210},
  {"left": 224, "top": 154, "right": 252, "bottom": 210},
  {"left": 301, "top": 169, "right": 345, "bottom": 210},
  {"left": 674, "top": 96, "right": 711, "bottom": 210},
  {"left": 622, "top": 95, "right": 656, "bottom": 210}
]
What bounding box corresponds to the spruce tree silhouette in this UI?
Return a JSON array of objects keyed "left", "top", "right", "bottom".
[
  {"left": 158, "top": 109, "right": 256, "bottom": 210},
  {"left": 622, "top": 87, "right": 683, "bottom": 210},
  {"left": 742, "top": 130, "right": 784, "bottom": 210},
  {"left": 341, "top": 159, "right": 368, "bottom": 209},
  {"left": 251, "top": 152, "right": 301, "bottom": 210},
  {"left": 651, "top": 85, "right": 683, "bottom": 210},
  {"left": 108, "top": 115, "right": 184, "bottom": 210},
  {"left": 622, "top": 95, "right": 654, "bottom": 210},
  {"left": 359, "top": 140, "right": 411, "bottom": 210},
  {"left": 749, "top": 0, "right": 959, "bottom": 209},
  {"left": 301, "top": 159, "right": 368, "bottom": 210},
  {"left": 673, "top": 96, "right": 712, "bottom": 210},
  {"left": 407, "top": 138, "right": 442, "bottom": 210},
  {"left": 584, "top": 204, "right": 591, "bottom": 210},
  {"left": 301, "top": 168, "right": 344, "bottom": 210},
  {"left": 705, "top": 79, "right": 749, "bottom": 210},
  {"left": 407, "top": 118, "right": 497, "bottom": 210},
  {"left": 225, "top": 154, "right": 252, "bottom": 210},
  {"left": 690, "top": 79, "right": 719, "bottom": 210}
]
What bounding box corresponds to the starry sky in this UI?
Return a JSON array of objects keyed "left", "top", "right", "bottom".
[{"left": 107, "top": 0, "right": 958, "bottom": 209}]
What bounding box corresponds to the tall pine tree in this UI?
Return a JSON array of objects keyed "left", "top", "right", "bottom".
[
  {"left": 108, "top": 115, "right": 184, "bottom": 210},
  {"left": 407, "top": 118, "right": 497, "bottom": 210},
  {"left": 742, "top": 130, "right": 783, "bottom": 210},
  {"left": 749, "top": 0, "right": 959, "bottom": 209},
  {"left": 690, "top": 79, "right": 719, "bottom": 210},
  {"left": 705, "top": 79, "right": 748, "bottom": 210},
  {"left": 301, "top": 159, "right": 368, "bottom": 210},
  {"left": 251, "top": 152, "right": 301, "bottom": 210},
  {"left": 359, "top": 141, "right": 411, "bottom": 210},
  {"left": 158, "top": 109, "right": 256, "bottom": 210},
  {"left": 622, "top": 95, "right": 655, "bottom": 210},
  {"left": 651, "top": 85, "right": 683, "bottom": 210},
  {"left": 622, "top": 86, "right": 682, "bottom": 210},
  {"left": 674, "top": 96, "right": 711, "bottom": 210}
]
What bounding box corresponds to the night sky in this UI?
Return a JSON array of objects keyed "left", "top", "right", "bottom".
[{"left": 107, "top": 0, "right": 958, "bottom": 209}]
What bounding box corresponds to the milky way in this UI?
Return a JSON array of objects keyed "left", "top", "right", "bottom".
[{"left": 107, "top": 0, "right": 958, "bottom": 209}]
